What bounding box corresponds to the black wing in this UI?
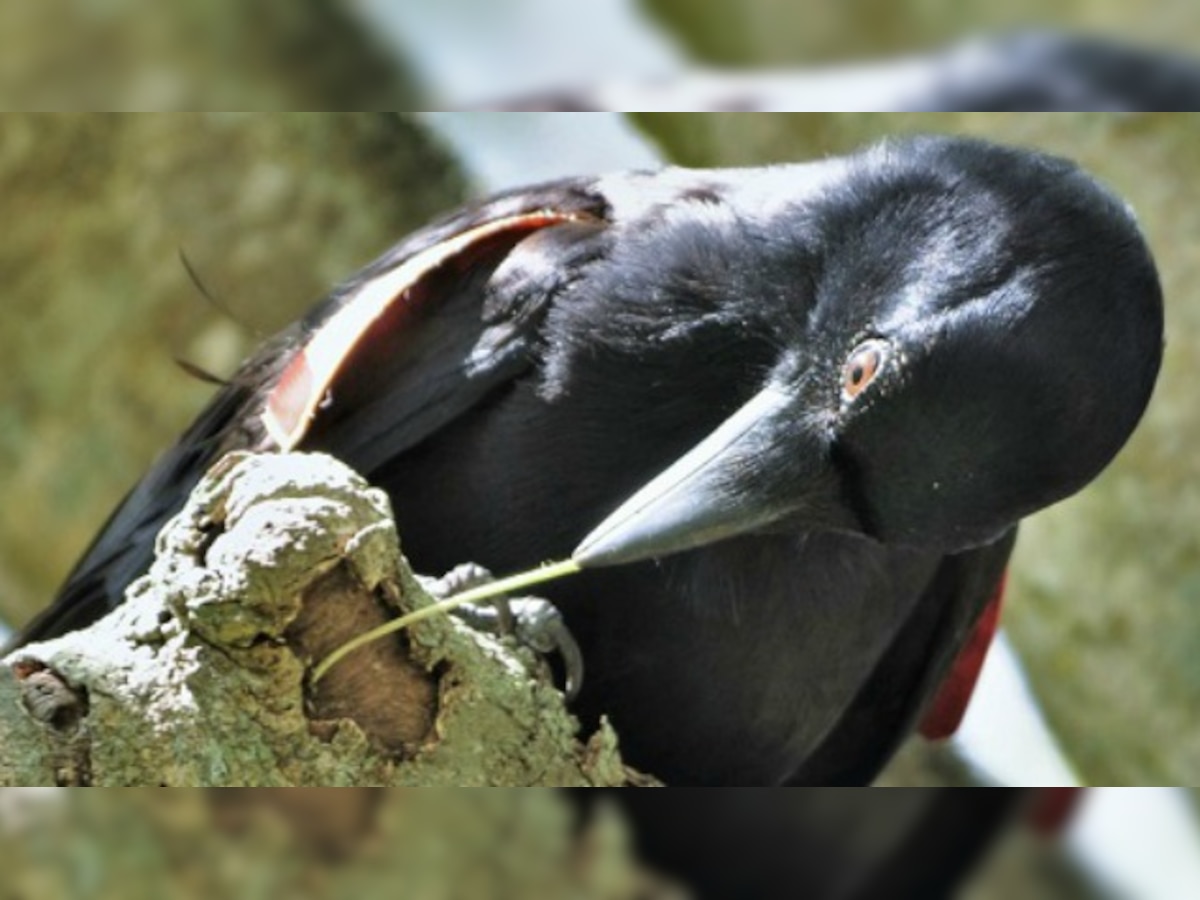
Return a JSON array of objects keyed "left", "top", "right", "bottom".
[
  {"left": 570, "top": 789, "right": 1026, "bottom": 900},
  {"left": 8, "top": 177, "right": 614, "bottom": 650},
  {"left": 785, "top": 528, "right": 1016, "bottom": 785}
]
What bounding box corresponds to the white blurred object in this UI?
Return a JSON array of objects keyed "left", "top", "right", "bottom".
[
  {"left": 0, "top": 788, "right": 65, "bottom": 832},
  {"left": 417, "top": 113, "right": 660, "bottom": 192},
  {"left": 565, "top": 61, "right": 945, "bottom": 112},
  {"left": 352, "top": 0, "right": 683, "bottom": 106},
  {"left": 1069, "top": 790, "right": 1200, "bottom": 900},
  {"left": 0, "top": 619, "right": 10, "bottom": 647},
  {"left": 350, "top": 0, "right": 942, "bottom": 110},
  {"left": 952, "top": 630, "right": 1081, "bottom": 787},
  {"left": 353, "top": 3, "right": 1200, "bottom": 112}
]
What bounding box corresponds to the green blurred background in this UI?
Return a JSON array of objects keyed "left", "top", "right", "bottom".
[{"left": 641, "top": 0, "right": 1200, "bottom": 65}]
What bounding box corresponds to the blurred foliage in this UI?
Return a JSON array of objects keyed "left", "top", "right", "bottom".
[
  {"left": 0, "top": 114, "right": 466, "bottom": 628},
  {"left": 634, "top": 113, "right": 1200, "bottom": 785},
  {"left": 0, "top": 789, "right": 657, "bottom": 900},
  {"left": 0, "top": 0, "right": 417, "bottom": 109},
  {"left": 640, "top": 0, "right": 1200, "bottom": 65}
]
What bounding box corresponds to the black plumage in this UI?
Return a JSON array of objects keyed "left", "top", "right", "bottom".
[
  {"left": 8, "top": 135, "right": 1163, "bottom": 786},
  {"left": 572, "top": 789, "right": 1030, "bottom": 900}
]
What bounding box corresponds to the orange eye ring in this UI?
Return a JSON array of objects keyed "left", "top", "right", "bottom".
[{"left": 841, "top": 339, "right": 889, "bottom": 402}]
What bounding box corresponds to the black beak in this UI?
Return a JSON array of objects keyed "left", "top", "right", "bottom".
[{"left": 573, "top": 384, "right": 841, "bottom": 567}]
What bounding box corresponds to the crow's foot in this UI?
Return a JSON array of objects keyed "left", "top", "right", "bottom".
[{"left": 417, "top": 562, "right": 583, "bottom": 699}]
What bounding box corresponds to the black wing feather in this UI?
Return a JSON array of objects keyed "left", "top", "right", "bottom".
[{"left": 785, "top": 529, "right": 1016, "bottom": 785}]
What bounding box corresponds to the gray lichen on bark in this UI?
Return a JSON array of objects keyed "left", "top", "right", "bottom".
[{"left": 0, "top": 452, "right": 642, "bottom": 787}]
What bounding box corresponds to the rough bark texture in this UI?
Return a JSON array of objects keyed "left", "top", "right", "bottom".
[{"left": 0, "top": 452, "right": 645, "bottom": 787}]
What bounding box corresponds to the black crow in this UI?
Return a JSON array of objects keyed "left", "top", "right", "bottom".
[{"left": 8, "top": 135, "right": 1163, "bottom": 785}]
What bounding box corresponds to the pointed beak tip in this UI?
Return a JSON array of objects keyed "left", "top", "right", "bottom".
[{"left": 570, "top": 529, "right": 631, "bottom": 569}]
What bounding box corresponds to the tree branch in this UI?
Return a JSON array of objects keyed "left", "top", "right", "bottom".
[{"left": 1, "top": 452, "right": 647, "bottom": 787}]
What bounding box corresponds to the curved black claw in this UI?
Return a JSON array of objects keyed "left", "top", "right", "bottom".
[{"left": 416, "top": 563, "right": 584, "bottom": 700}]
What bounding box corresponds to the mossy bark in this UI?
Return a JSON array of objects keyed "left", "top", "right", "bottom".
[{"left": 0, "top": 452, "right": 646, "bottom": 788}]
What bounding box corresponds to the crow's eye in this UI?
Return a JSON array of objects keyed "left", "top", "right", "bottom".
[{"left": 841, "top": 340, "right": 888, "bottom": 402}]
